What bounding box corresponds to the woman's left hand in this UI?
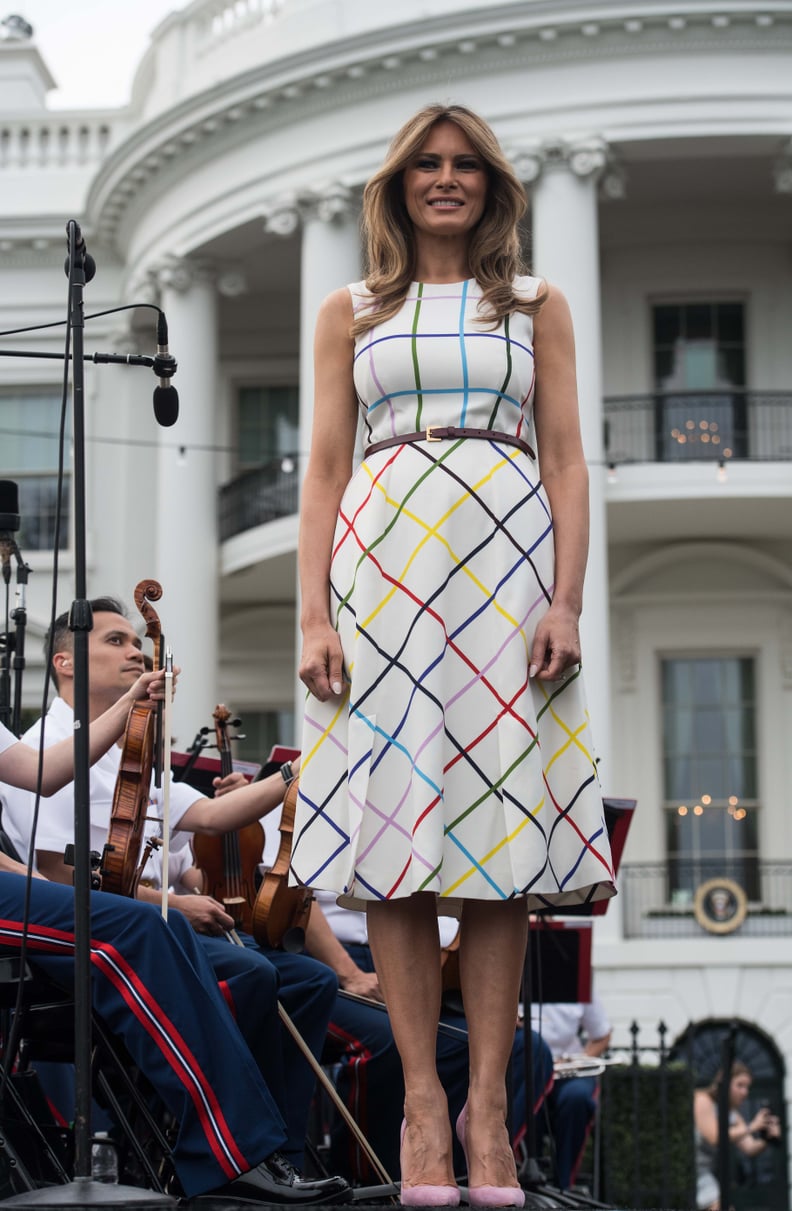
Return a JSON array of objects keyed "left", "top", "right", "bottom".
[{"left": 529, "top": 604, "right": 581, "bottom": 682}]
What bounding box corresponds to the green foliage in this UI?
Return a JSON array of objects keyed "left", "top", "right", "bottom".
[{"left": 600, "top": 1062, "right": 696, "bottom": 1210}]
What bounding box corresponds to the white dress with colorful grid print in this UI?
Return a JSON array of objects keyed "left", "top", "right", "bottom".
[{"left": 291, "top": 277, "right": 615, "bottom": 910}]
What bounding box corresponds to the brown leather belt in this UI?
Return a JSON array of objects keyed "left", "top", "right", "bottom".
[{"left": 364, "top": 426, "right": 535, "bottom": 460}]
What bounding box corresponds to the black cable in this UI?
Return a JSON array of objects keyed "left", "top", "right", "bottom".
[
  {"left": 0, "top": 302, "right": 163, "bottom": 338},
  {"left": 0, "top": 248, "right": 75, "bottom": 1099}
]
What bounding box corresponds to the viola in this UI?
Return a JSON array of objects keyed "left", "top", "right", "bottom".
[
  {"left": 192, "top": 705, "right": 264, "bottom": 933},
  {"left": 100, "top": 579, "right": 164, "bottom": 898},
  {"left": 251, "top": 775, "right": 313, "bottom": 951}
]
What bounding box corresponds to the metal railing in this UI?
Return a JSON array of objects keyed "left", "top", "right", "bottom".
[
  {"left": 620, "top": 860, "right": 792, "bottom": 939},
  {"left": 604, "top": 390, "right": 792, "bottom": 464},
  {"left": 218, "top": 454, "right": 300, "bottom": 540}
]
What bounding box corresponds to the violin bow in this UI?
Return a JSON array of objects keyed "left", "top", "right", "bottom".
[
  {"left": 219, "top": 929, "right": 396, "bottom": 1193},
  {"left": 160, "top": 647, "right": 174, "bottom": 920}
]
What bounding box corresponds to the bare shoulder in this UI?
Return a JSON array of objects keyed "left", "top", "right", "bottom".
[
  {"left": 318, "top": 286, "right": 355, "bottom": 328},
  {"left": 533, "top": 281, "right": 573, "bottom": 332}
]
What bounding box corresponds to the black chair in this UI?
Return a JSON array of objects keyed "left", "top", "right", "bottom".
[{"left": 0, "top": 948, "right": 179, "bottom": 1196}]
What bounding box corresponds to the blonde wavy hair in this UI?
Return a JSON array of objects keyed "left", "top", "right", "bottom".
[{"left": 352, "top": 103, "right": 546, "bottom": 338}]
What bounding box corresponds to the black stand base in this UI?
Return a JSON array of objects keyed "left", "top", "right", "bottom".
[
  {"left": 519, "top": 1183, "right": 613, "bottom": 1210},
  {"left": 0, "top": 1180, "right": 175, "bottom": 1207}
]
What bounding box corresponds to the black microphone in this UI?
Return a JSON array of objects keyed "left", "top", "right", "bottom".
[
  {"left": 64, "top": 222, "right": 96, "bottom": 282},
  {"left": 0, "top": 480, "right": 21, "bottom": 577},
  {"left": 152, "top": 311, "right": 179, "bottom": 427}
]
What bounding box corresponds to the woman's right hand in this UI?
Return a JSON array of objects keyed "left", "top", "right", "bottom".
[
  {"left": 299, "top": 622, "right": 346, "bottom": 701},
  {"left": 751, "top": 1106, "right": 781, "bottom": 1139}
]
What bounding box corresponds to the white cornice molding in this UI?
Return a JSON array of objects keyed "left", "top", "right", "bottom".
[{"left": 82, "top": 2, "right": 792, "bottom": 247}]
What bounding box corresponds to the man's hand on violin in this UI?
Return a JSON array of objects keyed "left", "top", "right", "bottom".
[
  {"left": 125, "top": 666, "right": 180, "bottom": 703},
  {"left": 176, "top": 892, "right": 236, "bottom": 936},
  {"left": 340, "top": 967, "right": 384, "bottom": 1003},
  {"left": 212, "top": 771, "right": 248, "bottom": 796}
]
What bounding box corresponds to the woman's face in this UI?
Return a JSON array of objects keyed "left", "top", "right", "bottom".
[
  {"left": 730, "top": 1073, "right": 752, "bottom": 1105},
  {"left": 402, "top": 120, "right": 488, "bottom": 238}
]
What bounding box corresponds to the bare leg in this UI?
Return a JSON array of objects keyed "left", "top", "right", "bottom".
[
  {"left": 458, "top": 898, "right": 529, "bottom": 1191},
  {"left": 367, "top": 893, "right": 456, "bottom": 1189}
]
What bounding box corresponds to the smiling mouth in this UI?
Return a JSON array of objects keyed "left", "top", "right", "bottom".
[{"left": 428, "top": 199, "right": 464, "bottom": 208}]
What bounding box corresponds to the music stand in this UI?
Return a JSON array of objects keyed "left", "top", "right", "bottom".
[{"left": 518, "top": 798, "right": 636, "bottom": 1210}]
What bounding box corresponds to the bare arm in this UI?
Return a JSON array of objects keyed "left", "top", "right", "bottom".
[
  {"left": 179, "top": 766, "right": 291, "bottom": 835},
  {"left": 694, "top": 1091, "right": 718, "bottom": 1147},
  {"left": 306, "top": 900, "right": 384, "bottom": 1001},
  {"left": 298, "top": 288, "right": 360, "bottom": 702},
  {"left": 0, "top": 669, "right": 168, "bottom": 796},
  {"left": 584, "top": 1032, "right": 611, "bottom": 1058},
  {"left": 36, "top": 850, "right": 72, "bottom": 884},
  {"left": 733, "top": 1108, "right": 782, "bottom": 1157},
  {"left": 0, "top": 850, "right": 42, "bottom": 877},
  {"left": 530, "top": 284, "right": 589, "bottom": 682}
]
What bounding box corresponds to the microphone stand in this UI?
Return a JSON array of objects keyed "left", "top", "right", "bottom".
[
  {"left": 0, "top": 224, "right": 174, "bottom": 1207},
  {"left": 518, "top": 921, "right": 612, "bottom": 1211},
  {"left": 0, "top": 548, "right": 30, "bottom": 739}
]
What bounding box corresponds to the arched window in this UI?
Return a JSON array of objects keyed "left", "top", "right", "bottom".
[{"left": 673, "top": 1019, "right": 788, "bottom": 1211}]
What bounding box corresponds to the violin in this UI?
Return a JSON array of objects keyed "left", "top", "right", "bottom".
[
  {"left": 192, "top": 705, "right": 264, "bottom": 933},
  {"left": 251, "top": 775, "right": 313, "bottom": 951},
  {"left": 100, "top": 579, "right": 164, "bottom": 898}
]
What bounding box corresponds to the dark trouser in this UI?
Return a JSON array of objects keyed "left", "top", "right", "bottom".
[
  {"left": 322, "top": 941, "right": 554, "bottom": 1183},
  {"left": 198, "top": 932, "right": 337, "bottom": 1167},
  {"left": 0, "top": 873, "right": 286, "bottom": 1196},
  {"left": 544, "top": 1075, "right": 597, "bottom": 1189}
]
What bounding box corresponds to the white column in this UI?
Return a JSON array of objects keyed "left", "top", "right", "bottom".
[
  {"left": 530, "top": 139, "right": 612, "bottom": 792},
  {"left": 154, "top": 259, "right": 219, "bottom": 746},
  {"left": 297, "top": 186, "right": 362, "bottom": 458},
  {"left": 271, "top": 187, "right": 361, "bottom": 723},
  {"left": 530, "top": 139, "right": 625, "bottom": 946}
]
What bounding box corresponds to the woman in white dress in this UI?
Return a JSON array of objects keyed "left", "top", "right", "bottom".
[{"left": 294, "top": 103, "right": 614, "bottom": 1206}]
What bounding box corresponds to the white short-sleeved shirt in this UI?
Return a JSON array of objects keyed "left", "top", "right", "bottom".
[
  {"left": 314, "top": 886, "right": 460, "bottom": 949},
  {"left": 530, "top": 996, "right": 611, "bottom": 1058},
  {"left": 1, "top": 697, "right": 200, "bottom": 864}
]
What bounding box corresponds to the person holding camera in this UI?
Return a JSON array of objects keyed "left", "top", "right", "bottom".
[{"left": 694, "top": 1061, "right": 781, "bottom": 1210}]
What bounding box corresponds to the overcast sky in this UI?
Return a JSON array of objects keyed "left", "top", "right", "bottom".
[{"left": 11, "top": 0, "right": 183, "bottom": 109}]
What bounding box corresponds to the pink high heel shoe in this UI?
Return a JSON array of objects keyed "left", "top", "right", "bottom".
[
  {"left": 456, "top": 1105, "right": 525, "bottom": 1208},
  {"left": 400, "top": 1119, "right": 460, "bottom": 1207}
]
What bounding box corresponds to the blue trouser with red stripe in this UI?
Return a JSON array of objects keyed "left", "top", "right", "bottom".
[{"left": 0, "top": 874, "right": 286, "bottom": 1197}]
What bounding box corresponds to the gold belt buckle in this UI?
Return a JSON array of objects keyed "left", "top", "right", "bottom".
[{"left": 425, "top": 426, "right": 441, "bottom": 442}]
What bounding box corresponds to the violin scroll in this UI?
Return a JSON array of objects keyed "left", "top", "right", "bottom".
[
  {"left": 251, "top": 776, "right": 313, "bottom": 951},
  {"left": 101, "top": 578, "right": 165, "bottom": 897}
]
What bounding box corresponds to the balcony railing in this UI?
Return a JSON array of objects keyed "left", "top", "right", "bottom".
[
  {"left": 218, "top": 455, "right": 300, "bottom": 541},
  {"left": 620, "top": 860, "right": 792, "bottom": 939},
  {"left": 604, "top": 390, "right": 792, "bottom": 464}
]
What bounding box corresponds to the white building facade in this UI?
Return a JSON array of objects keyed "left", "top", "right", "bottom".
[{"left": 1, "top": 1, "right": 791, "bottom": 1200}]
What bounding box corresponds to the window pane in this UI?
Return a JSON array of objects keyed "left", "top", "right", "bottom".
[
  {"left": 683, "top": 304, "right": 712, "bottom": 341},
  {"left": 654, "top": 306, "right": 679, "bottom": 346},
  {"left": 233, "top": 709, "right": 297, "bottom": 763},
  {"left": 663, "top": 656, "right": 758, "bottom": 895},
  {"left": 0, "top": 389, "right": 70, "bottom": 550},
  {"left": 237, "top": 385, "right": 299, "bottom": 469},
  {"left": 716, "top": 303, "right": 744, "bottom": 343},
  {"left": 652, "top": 302, "right": 746, "bottom": 461}
]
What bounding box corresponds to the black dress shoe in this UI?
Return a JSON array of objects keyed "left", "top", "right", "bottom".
[{"left": 217, "top": 1151, "right": 350, "bottom": 1204}]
